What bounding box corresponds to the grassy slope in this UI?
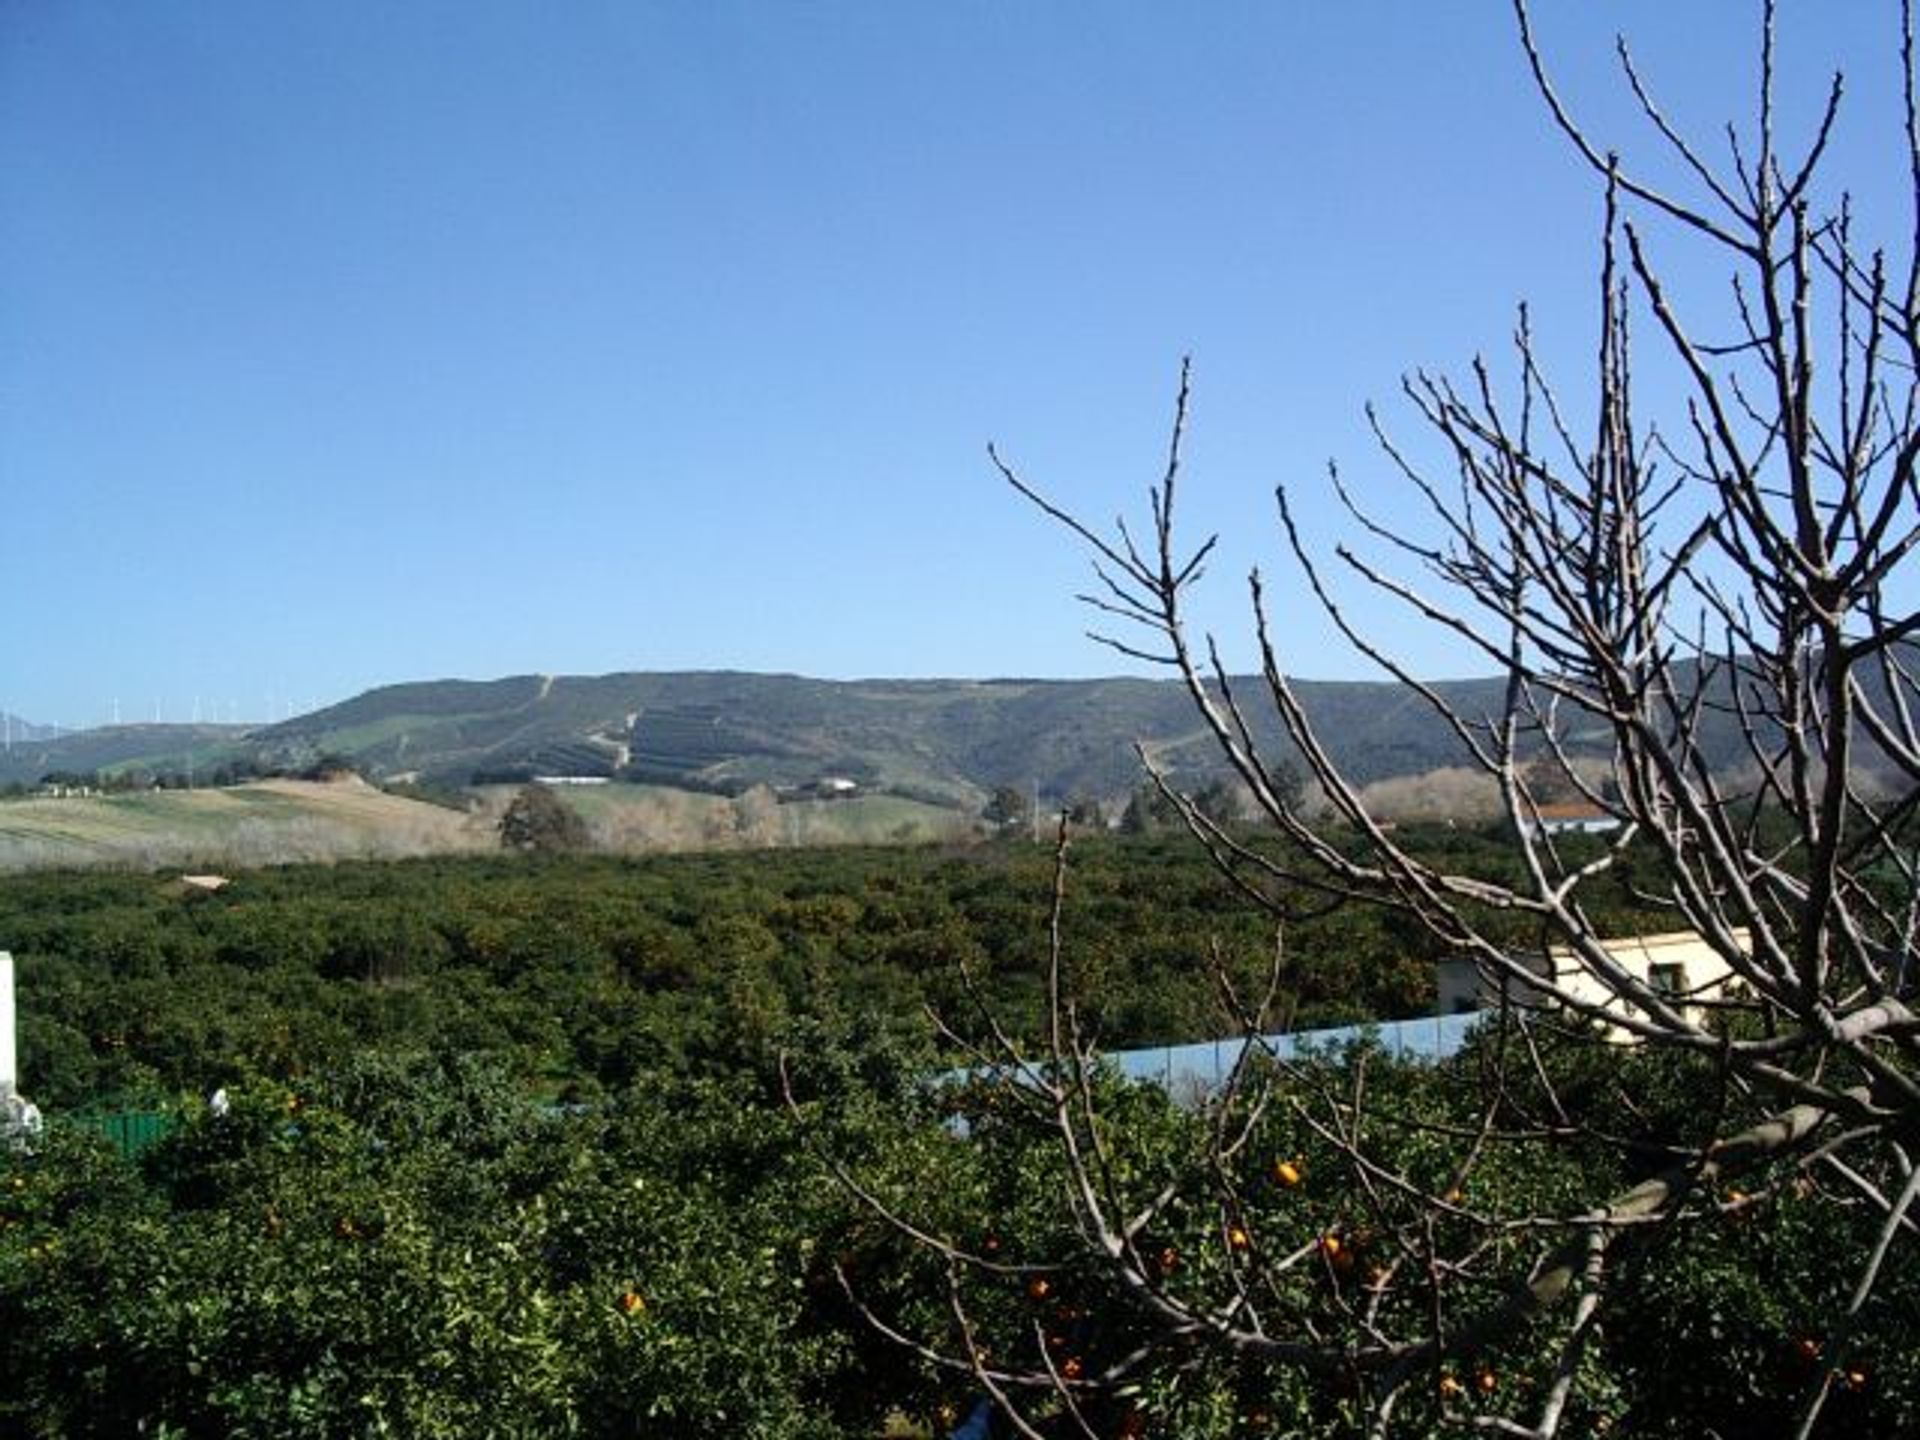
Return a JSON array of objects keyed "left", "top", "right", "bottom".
[
  {"left": 0, "top": 779, "right": 490, "bottom": 872},
  {"left": 0, "top": 779, "right": 979, "bottom": 874}
]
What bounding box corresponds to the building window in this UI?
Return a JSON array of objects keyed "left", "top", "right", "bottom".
[{"left": 1648, "top": 962, "right": 1685, "bottom": 999}]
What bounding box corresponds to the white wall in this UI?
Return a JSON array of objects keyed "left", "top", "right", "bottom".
[
  {"left": 1438, "top": 930, "right": 1748, "bottom": 1039},
  {"left": 0, "top": 951, "right": 14, "bottom": 1094}
]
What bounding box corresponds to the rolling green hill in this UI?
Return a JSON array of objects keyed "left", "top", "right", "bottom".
[
  {"left": 248, "top": 671, "right": 1344, "bottom": 804},
  {"left": 0, "top": 671, "right": 1457, "bottom": 803},
  {"left": 10, "top": 654, "right": 1905, "bottom": 817},
  {"left": 0, "top": 724, "right": 255, "bottom": 790}
]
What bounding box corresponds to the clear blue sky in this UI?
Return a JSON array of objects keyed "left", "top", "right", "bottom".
[{"left": 2, "top": 2, "right": 1907, "bottom": 727}]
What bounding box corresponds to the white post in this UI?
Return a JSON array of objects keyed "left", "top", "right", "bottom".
[
  {"left": 0, "top": 952, "right": 14, "bottom": 1096},
  {"left": 0, "top": 950, "right": 40, "bottom": 1145}
]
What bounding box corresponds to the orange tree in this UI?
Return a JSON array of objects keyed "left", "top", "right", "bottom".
[
  {"left": 830, "top": 994, "right": 1920, "bottom": 1437},
  {"left": 0, "top": 1040, "right": 967, "bottom": 1437}
]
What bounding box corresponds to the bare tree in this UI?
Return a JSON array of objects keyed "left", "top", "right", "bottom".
[{"left": 834, "top": 3, "right": 1920, "bottom": 1435}]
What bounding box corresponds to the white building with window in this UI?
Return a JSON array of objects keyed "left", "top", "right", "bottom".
[{"left": 1437, "top": 929, "right": 1749, "bottom": 1040}]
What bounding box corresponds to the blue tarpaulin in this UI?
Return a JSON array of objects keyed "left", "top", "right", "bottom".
[
  {"left": 1107, "top": 1011, "right": 1483, "bottom": 1095},
  {"left": 944, "top": 1011, "right": 1483, "bottom": 1107}
]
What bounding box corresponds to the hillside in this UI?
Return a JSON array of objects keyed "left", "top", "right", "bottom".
[
  {"left": 0, "top": 777, "right": 491, "bottom": 872},
  {"left": 9, "top": 656, "right": 1903, "bottom": 811},
  {"left": 0, "top": 723, "right": 254, "bottom": 790},
  {"left": 232, "top": 670, "right": 1514, "bottom": 805},
  {"left": 0, "top": 712, "right": 67, "bottom": 745}
]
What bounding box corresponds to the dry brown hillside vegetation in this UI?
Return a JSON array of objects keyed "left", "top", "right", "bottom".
[{"left": 0, "top": 778, "right": 492, "bottom": 872}]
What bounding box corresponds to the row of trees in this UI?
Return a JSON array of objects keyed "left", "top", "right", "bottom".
[{"left": 983, "top": 771, "right": 1305, "bottom": 835}]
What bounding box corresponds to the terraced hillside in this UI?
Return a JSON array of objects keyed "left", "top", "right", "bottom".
[
  {"left": 247, "top": 671, "right": 1436, "bottom": 805},
  {"left": 13, "top": 652, "right": 1904, "bottom": 813}
]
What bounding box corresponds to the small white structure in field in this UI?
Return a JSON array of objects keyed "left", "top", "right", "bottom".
[
  {"left": 1437, "top": 929, "right": 1748, "bottom": 1040},
  {"left": 1523, "top": 802, "right": 1623, "bottom": 838}
]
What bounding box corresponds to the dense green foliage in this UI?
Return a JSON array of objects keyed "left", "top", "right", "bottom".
[
  {"left": 4, "top": 836, "right": 1548, "bottom": 1112},
  {"left": 1, "top": 1044, "right": 945, "bottom": 1437},
  {"left": 6, "top": 1029, "right": 1914, "bottom": 1435},
  {"left": 894, "top": 1035, "right": 1920, "bottom": 1437},
  {"left": 1, "top": 837, "right": 1905, "bottom": 1434}
]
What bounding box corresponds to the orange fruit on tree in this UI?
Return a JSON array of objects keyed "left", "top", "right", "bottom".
[
  {"left": 1273, "top": 1158, "right": 1303, "bottom": 1188},
  {"left": 1319, "top": 1233, "right": 1354, "bottom": 1271}
]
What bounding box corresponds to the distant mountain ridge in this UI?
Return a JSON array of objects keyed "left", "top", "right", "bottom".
[
  {"left": 0, "top": 722, "right": 252, "bottom": 789},
  {"left": 5, "top": 659, "right": 1903, "bottom": 807},
  {"left": 1, "top": 670, "right": 1477, "bottom": 802},
  {"left": 1, "top": 712, "right": 70, "bottom": 745}
]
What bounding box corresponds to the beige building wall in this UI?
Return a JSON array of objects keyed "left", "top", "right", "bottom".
[{"left": 1437, "top": 929, "right": 1749, "bottom": 1040}]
